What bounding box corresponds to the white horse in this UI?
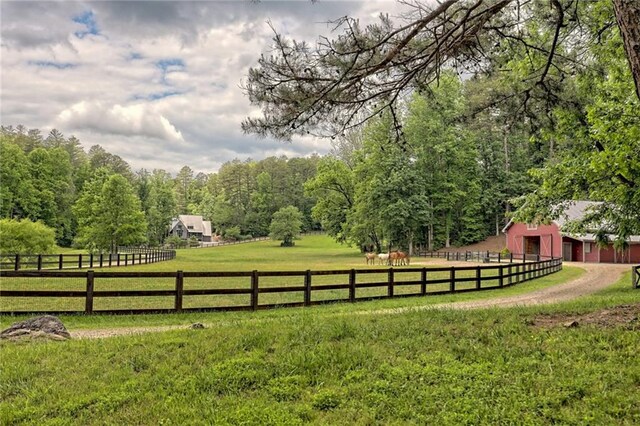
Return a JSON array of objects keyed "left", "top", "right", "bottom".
[{"left": 378, "top": 253, "right": 390, "bottom": 265}]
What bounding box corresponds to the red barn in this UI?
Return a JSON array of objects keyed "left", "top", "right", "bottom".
[{"left": 503, "top": 201, "right": 640, "bottom": 263}]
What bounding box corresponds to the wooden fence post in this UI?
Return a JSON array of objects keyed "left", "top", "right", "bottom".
[
  {"left": 14, "top": 254, "right": 20, "bottom": 271},
  {"left": 85, "top": 270, "right": 95, "bottom": 314},
  {"left": 388, "top": 269, "right": 394, "bottom": 297},
  {"left": 304, "top": 270, "right": 312, "bottom": 306},
  {"left": 421, "top": 268, "right": 427, "bottom": 295},
  {"left": 510, "top": 253, "right": 513, "bottom": 263},
  {"left": 175, "top": 271, "right": 184, "bottom": 313},
  {"left": 476, "top": 266, "right": 481, "bottom": 290},
  {"left": 117, "top": 254, "right": 120, "bottom": 267},
  {"left": 349, "top": 269, "right": 356, "bottom": 302},
  {"left": 37, "top": 255, "right": 42, "bottom": 271},
  {"left": 59, "top": 254, "right": 64, "bottom": 270},
  {"left": 499, "top": 265, "right": 504, "bottom": 287},
  {"left": 251, "top": 270, "right": 259, "bottom": 310},
  {"left": 99, "top": 254, "right": 103, "bottom": 268},
  {"left": 78, "top": 254, "right": 83, "bottom": 269},
  {"left": 450, "top": 267, "right": 455, "bottom": 292},
  {"left": 90, "top": 253, "right": 94, "bottom": 268}
]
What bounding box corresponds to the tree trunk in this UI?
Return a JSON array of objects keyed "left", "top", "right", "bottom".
[{"left": 613, "top": 0, "right": 640, "bottom": 102}]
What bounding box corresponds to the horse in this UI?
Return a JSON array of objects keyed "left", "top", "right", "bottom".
[
  {"left": 365, "top": 252, "right": 377, "bottom": 265},
  {"left": 389, "top": 250, "right": 410, "bottom": 266},
  {"left": 378, "top": 252, "right": 390, "bottom": 265}
]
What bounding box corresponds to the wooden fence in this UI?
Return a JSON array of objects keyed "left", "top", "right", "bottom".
[
  {"left": 0, "top": 249, "right": 176, "bottom": 271},
  {"left": 420, "top": 251, "right": 544, "bottom": 263},
  {"left": 633, "top": 265, "right": 640, "bottom": 289},
  {"left": 0, "top": 256, "right": 562, "bottom": 315}
]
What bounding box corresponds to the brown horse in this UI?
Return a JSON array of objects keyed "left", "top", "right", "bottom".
[
  {"left": 389, "top": 250, "right": 410, "bottom": 266},
  {"left": 365, "top": 252, "right": 377, "bottom": 265}
]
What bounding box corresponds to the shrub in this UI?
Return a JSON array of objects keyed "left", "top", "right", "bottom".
[
  {"left": 223, "top": 226, "right": 241, "bottom": 241},
  {"left": 0, "top": 218, "right": 56, "bottom": 254},
  {"left": 165, "top": 235, "right": 188, "bottom": 249}
]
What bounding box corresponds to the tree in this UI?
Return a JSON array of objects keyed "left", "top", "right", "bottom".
[
  {"left": 0, "top": 219, "right": 56, "bottom": 254},
  {"left": 0, "top": 139, "right": 38, "bottom": 219},
  {"left": 269, "top": 206, "right": 303, "bottom": 247},
  {"left": 243, "top": 0, "right": 640, "bottom": 141},
  {"left": 74, "top": 171, "right": 147, "bottom": 252}
]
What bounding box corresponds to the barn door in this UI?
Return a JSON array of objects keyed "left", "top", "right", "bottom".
[{"left": 563, "top": 243, "right": 572, "bottom": 261}]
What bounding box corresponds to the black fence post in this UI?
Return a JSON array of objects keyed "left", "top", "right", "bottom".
[
  {"left": 14, "top": 254, "right": 20, "bottom": 271},
  {"left": 388, "top": 269, "right": 394, "bottom": 297},
  {"left": 59, "top": 254, "right": 64, "bottom": 270},
  {"left": 37, "top": 255, "right": 42, "bottom": 271},
  {"left": 476, "top": 266, "right": 481, "bottom": 290},
  {"left": 117, "top": 254, "right": 120, "bottom": 267},
  {"left": 450, "top": 267, "right": 455, "bottom": 292},
  {"left": 78, "top": 254, "right": 83, "bottom": 269},
  {"left": 85, "top": 270, "right": 94, "bottom": 314},
  {"left": 349, "top": 269, "right": 356, "bottom": 302},
  {"left": 304, "top": 270, "right": 312, "bottom": 306},
  {"left": 421, "top": 268, "right": 427, "bottom": 295},
  {"left": 99, "top": 254, "right": 103, "bottom": 268},
  {"left": 89, "top": 253, "right": 94, "bottom": 268},
  {"left": 175, "top": 271, "right": 184, "bottom": 313},
  {"left": 509, "top": 253, "right": 513, "bottom": 263},
  {"left": 251, "top": 270, "right": 259, "bottom": 310},
  {"left": 499, "top": 265, "right": 504, "bottom": 287}
]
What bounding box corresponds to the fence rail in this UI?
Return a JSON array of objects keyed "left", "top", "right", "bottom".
[
  {"left": 420, "top": 251, "right": 547, "bottom": 263},
  {"left": 0, "top": 249, "right": 176, "bottom": 271},
  {"left": 633, "top": 265, "right": 640, "bottom": 289},
  {"left": 0, "top": 256, "right": 562, "bottom": 315}
]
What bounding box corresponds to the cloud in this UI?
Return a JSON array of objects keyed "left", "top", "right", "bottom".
[
  {"left": 57, "top": 101, "right": 185, "bottom": 143},
  {"left": 1, "top": 0, "right": 406, "bottom": 174}
]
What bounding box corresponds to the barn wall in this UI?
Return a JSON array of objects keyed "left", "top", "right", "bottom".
[
  {"left": 583, "top": 242, "right": 599, "bottom": 262},
  {"left": 630, "top": 245, "right": 640, "bottom": 263},
  {"left": 505, "top": 223, "right": 561, "bottom": 258}
]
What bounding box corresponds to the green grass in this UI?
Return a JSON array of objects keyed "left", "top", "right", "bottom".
[
  {"left": 1, "top": 235, "right": 575, "bottom": 325},
  {"left": 1, "top": 281, "right": 638, "bottom": 424},
  {"left": 2, "top": 238, "right": 637, "bottom": 424}
]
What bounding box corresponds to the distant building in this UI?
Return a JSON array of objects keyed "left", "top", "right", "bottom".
[
  {"left": 503, "top": 200, "right": 640, "bottom": 263},
  {"left": 168, "top": 215, "right": 213, "bottom": 243}
]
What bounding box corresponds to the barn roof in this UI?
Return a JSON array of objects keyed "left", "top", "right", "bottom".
[{"left": 502, "top": 200, "right": 602, "bottom": 233}]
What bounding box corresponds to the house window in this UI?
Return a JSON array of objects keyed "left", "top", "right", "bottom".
[
  {"left": 585, "top": 242, "right": 591, "bottom": 253},
  {"left": 178, "top": 230, "right": 183, "bottom": 237},
  {"left": 526, "top": 223, "right": 538, "bottom": 230},
  {"left": 187, "top": 225, "right": 194, "bottom": 230}
]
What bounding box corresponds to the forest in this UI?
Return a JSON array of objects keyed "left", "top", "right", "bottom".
[{"left": 1, "top": 0, "right": 638, "bottom": 254}]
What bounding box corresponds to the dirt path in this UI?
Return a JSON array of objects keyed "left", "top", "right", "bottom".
[{"left": 70, "top": 262, "right": 630, "bottom": 339}]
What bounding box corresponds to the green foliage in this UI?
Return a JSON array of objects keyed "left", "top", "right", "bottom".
[
  {"left": 165, "top": 235, "right": 188, "bottom": 249},
  {"left": 269, "top": 206, "right": 304, "bottom": 246},
  {"left": 73, "top": 171, "right": 147, "bottom": 252},
  {"left": 0, "top": 218, "right": 56, "bottom": 254}
]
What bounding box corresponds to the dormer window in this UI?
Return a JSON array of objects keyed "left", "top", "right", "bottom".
[{"left": 187, "top": 225, "right": 194, "bottom": 230}]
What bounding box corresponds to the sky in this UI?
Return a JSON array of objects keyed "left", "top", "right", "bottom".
[{"left": 1, "top": 0, "right": 405, "bottom": 174}]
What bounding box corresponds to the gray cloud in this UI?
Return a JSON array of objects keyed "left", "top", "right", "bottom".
[{"left": 1, "top": 0, "right": 402, "bottom": 174}]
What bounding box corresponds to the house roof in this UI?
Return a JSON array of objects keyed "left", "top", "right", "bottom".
[{"left": 169, "top": 215, "right": 212, "bottom": 237}]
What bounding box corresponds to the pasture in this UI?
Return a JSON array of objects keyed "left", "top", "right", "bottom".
[
  {"left": 1, "top": 269, "right": 638, "bottom": 425},
  {"left": 2, "top": 235, "right": 568, "bottom": 316},
  {"left": 2, "top": 235, "right": 636, "bottom": 424}
]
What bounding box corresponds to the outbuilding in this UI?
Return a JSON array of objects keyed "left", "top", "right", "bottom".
[{"left": 503, "top": 201, "right": 640, "bottom": 263}]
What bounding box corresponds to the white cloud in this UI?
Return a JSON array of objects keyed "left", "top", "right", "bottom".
[{"left": 57, "top": 101, "right": 185, "bottom": 143}]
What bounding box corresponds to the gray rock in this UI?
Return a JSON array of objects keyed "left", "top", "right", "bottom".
[
  {"left": 0, "top": 315, "right": 71, "bottom": 341},
  {"left": 190, "top": 322, "right": 205, "bottom": 329}
]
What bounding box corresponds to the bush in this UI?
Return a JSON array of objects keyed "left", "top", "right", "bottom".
[
  {"left": 0, "top": 218, "right": 56, "bottom": 254},
  {"left": 165, "top": 235, "right": 188, "bottom": 249},
  {"left": 223, "top": 226, "right": 241, "bottom": 241}
]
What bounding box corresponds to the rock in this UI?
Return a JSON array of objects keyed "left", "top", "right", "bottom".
[
  {"left": 0, "top": 315, "right": 71, "bottom": 341},
  {"left": 563, "top": 320, "right": 579, "bottom": 328},
  {"left": 190, "top": 322, "right": 205, "bottom": 329}
]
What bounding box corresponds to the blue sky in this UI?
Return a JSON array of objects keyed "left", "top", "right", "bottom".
[{"left": 1, "top": 1, "right": 404, "bottom": 174}]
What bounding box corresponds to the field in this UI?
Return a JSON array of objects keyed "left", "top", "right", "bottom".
[
  {"left": 1, "top": 235, "right": 562, "bottom": 313},
  {"left": 1, "top": 236, "right": 639, "bottom": 424}
]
